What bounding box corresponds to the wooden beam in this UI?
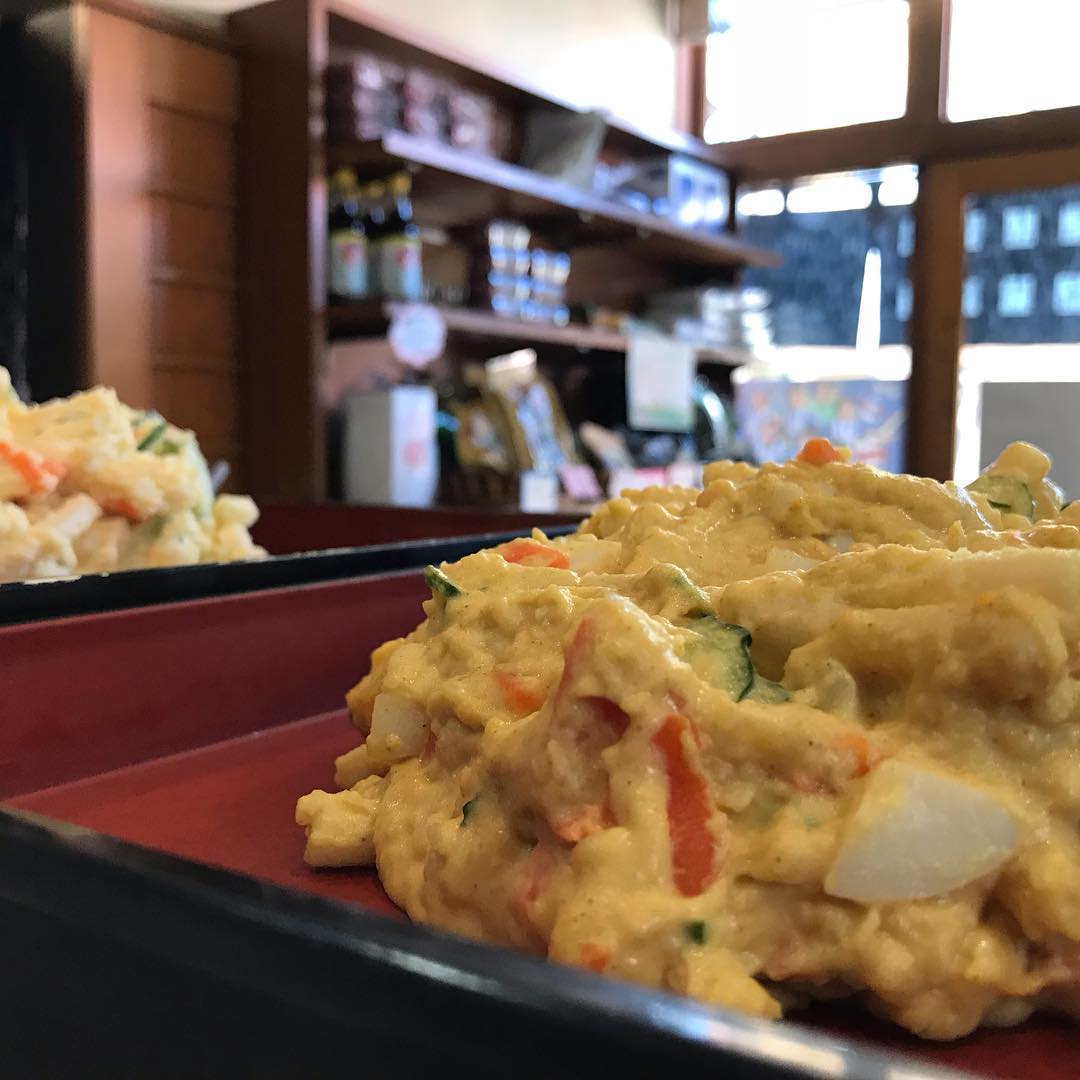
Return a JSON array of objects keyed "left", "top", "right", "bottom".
[
  {"left": 906, "top": 0, "right": 947, "bottom": 127},
  {"left": 230, "top": 0, "right": 327, "bottom": 502},
  {"left": 953, "top": 145, "right": 1080, "bottom": 195},
  {"left": 674, "top": 41, "right": 706, "bottom": 138},
  {"left": 906, "top": 163, "right": 963, "bottom": 480},
  {"left": 83, "top": 5, "right": 153, "bottom": 408}
]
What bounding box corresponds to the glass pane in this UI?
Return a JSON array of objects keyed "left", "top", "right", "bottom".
[
  {"left": 732, "top": 167, "right": 913, "bottom": 470},
  {"left": 947, "top": 0, "right": 1080, "bottom": 122},
  {"left": 954, "top": 183, "right": 1080, "bottom": 496},
  {"left": 704, "top": 0, "right": 909, "bottom": 143}
]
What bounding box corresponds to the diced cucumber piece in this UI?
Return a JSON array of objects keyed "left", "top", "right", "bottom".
[
  {"left": 684, "top": 618, "right": 754, "bottom": 700},
  {"left": 666, "top": 566, "right": 712, "bottom": 616},
  {"left": 136, "top": 420, "right": 168, "bottom": 452},
  {"left": 424, "top": 565, "right": 461, "bottom": 598},
  {"left": 684, "top": 617, "right": 790, "bottom": 704},
  {"left": 744, "top": 674, "right": 790, "bottom": 704},
  {"left": 635, "top": 563, "right": 713, "bottom": 620},
  {"left": 683, "top": 920, "right": 707, "bottom": 945},
  {"left": 966, "top": 474, "right": 1034, "bottom": 519}
]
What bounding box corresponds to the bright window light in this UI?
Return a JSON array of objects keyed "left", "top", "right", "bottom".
[
  {"left": 787, "top": 176, "right": 873, "bottom": 214},
  {"left": 878, "top": 165, "right": 919, "bottom": 206},
  {"left": 736, "top": 188, "right": 785, "bottom": 217},
  {"left": 705, "top": 0, "right": 909, "bottom": 143},
  {"left": 948, "top": 0, "right": 1080, "bottom": 121}
]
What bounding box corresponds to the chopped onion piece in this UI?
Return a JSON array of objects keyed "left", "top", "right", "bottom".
[
  {"left": 369, "top": 693, "right": 429, "bottom": 761},
  {"left": 827, "top": 532, "right": 854, "bottom": 553},
  {"left": 567, "top": 539, "right": 621, "bottom": 574},
  {"left": 765, "top": 548, "right": 821, "bottom": 573},
  {"left": 824, "top": 760, "right": 1019, "bottom": 903}
]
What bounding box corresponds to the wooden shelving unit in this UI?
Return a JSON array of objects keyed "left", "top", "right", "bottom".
[
  {"left": 329, "top": 132, "right": 779, "bottom": 270},
  {"left": 230, "top": 0, "right": 778, "bottom": 502},
  {"left": 325, "top": 301, "right": 754, "bottom": 367}
]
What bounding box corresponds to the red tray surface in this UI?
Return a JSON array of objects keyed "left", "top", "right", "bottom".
[
  {"left": 9, "top": 710, "right": 1078, "bottom": 1079},
  {"left": 3, "top": 574, "right": 1078, "bottom": 1078}
]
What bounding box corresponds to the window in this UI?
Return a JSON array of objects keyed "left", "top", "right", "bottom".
[
  {"left": 998, "top": 274, "right": 1037, "bottom": 317},
  {"left": 1053, "top": 272, "right": 1080, "bottom": 316},
  {"left": 1001, "top": 206, "right": 1040, "bottom": 251},
  {"left": 964, "top": 210, "right": 987, "bottom": 253},
  {"left": 1059, "top": 204, "right": 1080, "bottom": 246},
  {"left": 732, "top": 167, "right": 913, "bottom": 472},
  {"left": 962, "top": 277, "right": 984, "bottom": 320},
  {"left": 703, "top": 0, "right": 909, "bottom": 143},
  {"left": 895, "top": 280, "right": 913, "bottom": 321},
  {"left": 947, "top": 0, "right": 1080, "bottom": 122},
  {"left": 955, "top": 184, "right": 1080, "bottom": 492},
  {"left": 896, "top": 216, "right": 914, "bottom": 258}
]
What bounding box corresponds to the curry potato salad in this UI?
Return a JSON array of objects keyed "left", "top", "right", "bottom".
[
  {"left": 298, "top": 438, "right": 1080, "bottom": 1039},
  {"left": 0, "top": 367, "right": 264, "bottom": 582}
]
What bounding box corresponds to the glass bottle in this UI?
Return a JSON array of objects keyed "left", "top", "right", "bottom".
[
  {"left": 378, "top": 171, "right": 424, "bottom": 301},
  {"left": 326, "top": 168, "right": 368, "bottom": 301}
]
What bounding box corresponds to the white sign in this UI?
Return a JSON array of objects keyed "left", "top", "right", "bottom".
[
  {"left": 626, "top": 334, "right": 696, "bottom": 432},
  {"left": 388, "top": 303, "right": 447, "bottom": 370}
]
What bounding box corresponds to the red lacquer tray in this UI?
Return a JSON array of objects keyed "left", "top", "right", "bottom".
[{"left": 2, "top": 571, "right": 1076, "bottom": 1078}]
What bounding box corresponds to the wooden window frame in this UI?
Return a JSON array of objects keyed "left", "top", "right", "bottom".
[
  {"left": 693, "top": 0, "right": 1080, "bottom": 180},
  {"left": 908, "top": 146, "right": 1080, "bottom": 478},
  {"left": 685, "top": 0, "right": 1080, "bottom": 479}
]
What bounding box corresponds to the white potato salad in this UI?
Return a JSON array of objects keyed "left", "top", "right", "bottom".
[{"left": 0, "top": 367, "right": 265, "bottom": 583}]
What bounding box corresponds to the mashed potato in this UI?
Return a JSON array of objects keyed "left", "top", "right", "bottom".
[
  {"left": 298, "top": 437, "right": 1080, "bottom": 1039},
  {"left": 0, "top": 367, "right": 264, "bottom": 582}
]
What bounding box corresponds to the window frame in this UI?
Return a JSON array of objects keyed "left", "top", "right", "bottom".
[
  {"left": 697, "top": 0, "right": 1080, "bottom": 179},
  {"left": 690, "top": 0, "right": 1080, "bottom": 478}
]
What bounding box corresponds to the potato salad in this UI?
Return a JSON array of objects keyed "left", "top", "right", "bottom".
[
  {"left": 298, "top": 437, "right": 1080, "bottom": 1039},
  {"left": 0, "top": 367, "right": 264, "bottom": 583}
]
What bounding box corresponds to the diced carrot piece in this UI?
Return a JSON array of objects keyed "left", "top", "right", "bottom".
[
  {"left": 652, "top": 714, "right": 717, "bottom": 897},
  {"left": 554, "top": 617, "right": 595, "bottom": 706},
  {"left": 494, "top": 670, "right": 547, "bottom": 715},
  {"left": 578, "top": 942, "right": 613, "bottom": 973},
  {"left": 835, "top": 730, "right": 882, "bottom": 778},
  {"left": 500, "top": 538, "right": 571, "bottom": 570},
  {"left": 102, "top": 498, "right": 142, "bottom": 521},
  {"left": 509, "top": 842, "right": 560, "bottom": 949},
  {"left": 551, "top": 802, "right": 615, "bottom": 844},
  {"left": 788, "top": 770, "right": 830, "bottom": 796},
  {"left": 796, "top": 438, "right": 846, "bottom": 466},
  {"left": 0, "top": 440, "right": 66, "bottom": 496}
]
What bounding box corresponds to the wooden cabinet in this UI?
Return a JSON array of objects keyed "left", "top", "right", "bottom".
[{"left": 21, "top": 0, "right": 244, "bottom": 483}]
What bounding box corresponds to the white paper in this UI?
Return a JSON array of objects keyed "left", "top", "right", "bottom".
[
  {"left": 626, "top": 334, "right": 696, "bottom": 432},
  {"left": 519, "top": 470, "right": 559, "bottom": 513}
]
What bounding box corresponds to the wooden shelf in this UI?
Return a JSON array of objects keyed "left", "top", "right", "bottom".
[
  {"left": 327, "top": 132, "right": 780, "bottom": 270},
  {"left": 323, "top": 3, "right": 722, "bottom": 168},
  {"left": 230, "top": 0, "right": 776, "bottom": 502},
  {"left": 324, "top": 300, "right": 754, "bottom": 366}
]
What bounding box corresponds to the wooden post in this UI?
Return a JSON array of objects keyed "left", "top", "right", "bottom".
[{"left": 906, "top": 162, "right": 963, "bottom": 479}]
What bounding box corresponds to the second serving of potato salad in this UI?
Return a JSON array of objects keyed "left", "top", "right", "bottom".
[
  {"left": 0, "top": 367, "right": 265, "bottom": 583},
  {"left": 298, "top": 438, "right": 1080, "bottom": 1040}
]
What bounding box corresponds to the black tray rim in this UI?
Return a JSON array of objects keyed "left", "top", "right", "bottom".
[
  {"left": 0, "top": 806, "right": 972, "bottom": 1079},
  {"left": 0, "top": 525, "right": 576, "bottom": 627}
]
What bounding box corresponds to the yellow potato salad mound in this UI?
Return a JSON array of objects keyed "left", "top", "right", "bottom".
[
  {"left": 299, "top": 437, "right": 1080, "bottom": 1039},
  {"left": 0, "top": 367, "right": 264, "bottom": 582}
]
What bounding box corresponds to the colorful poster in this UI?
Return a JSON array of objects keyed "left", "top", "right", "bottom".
[{"left": 734, "top": 378, "right": 907, "bottom": 472}]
